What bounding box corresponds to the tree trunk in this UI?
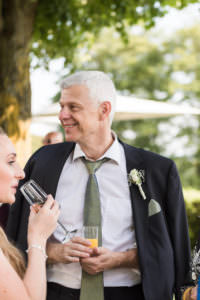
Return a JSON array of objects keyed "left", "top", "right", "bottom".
[{"left": 0, "top": 0, "right": 38, "bottom": 166}]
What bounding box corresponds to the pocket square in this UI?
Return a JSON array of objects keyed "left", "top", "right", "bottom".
[{"left": 148, "top": 199, "right": 161, "bottom": 217}]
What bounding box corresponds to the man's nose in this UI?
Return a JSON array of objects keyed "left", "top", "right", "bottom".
[{"left": 59, "top": 108, "right": 71, "bottom": 120}]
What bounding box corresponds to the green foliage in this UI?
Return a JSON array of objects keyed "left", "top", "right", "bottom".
[
  {"left": 112, "top": 119, "right": 165, "bottom": 153},
  {"left": 184, "top": 188, "right": 200, "bottom": 247},
  {"left": 31, "top": 0, "right": 197, "bottom": 67},
  {"left": 72, "top": 29, "right": 172, "bottom": 98},
  {"left": 66, "top": 24, "right": 200, "bottom": 189},
  {"left": 174, "top": 157, "right": 198, "bottom": 188},
  {"left": 162, "top": 27, "right": 200, "bottom": 186},
  {"left": 66, "top": 28, "right": 172, "bottom": 155}
]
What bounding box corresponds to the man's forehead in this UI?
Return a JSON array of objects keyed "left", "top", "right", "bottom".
[
  {"left": 61, "top": 84, "right": 88, "bottom": 95},
  {"left": 59, "top": 85, "right": 90, "bottom": 103}
]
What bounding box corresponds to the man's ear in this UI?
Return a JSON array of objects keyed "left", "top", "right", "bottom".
[{"left": 99, "top": 101, "right": 111, "bottom": 121}]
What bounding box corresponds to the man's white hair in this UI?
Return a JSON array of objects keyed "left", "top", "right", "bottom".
[{"left": 60, "top": 71, "right": 116, "bottom": 123}]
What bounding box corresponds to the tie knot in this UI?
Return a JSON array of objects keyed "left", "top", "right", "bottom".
[{"left": 82, "top": 157, "right": 108, "bottom": 174}]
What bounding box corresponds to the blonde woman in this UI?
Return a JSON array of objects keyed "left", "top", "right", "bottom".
[{"left": 0, "top": 128, "right": 60, "bottom": 300}]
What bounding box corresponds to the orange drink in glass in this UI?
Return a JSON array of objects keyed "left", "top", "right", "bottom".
[
  {"left": 83, "top": 226, "right": 98, "bottom": 248},
  {"left": 88, "top": 238, "right": 98, "bottom": 248}
]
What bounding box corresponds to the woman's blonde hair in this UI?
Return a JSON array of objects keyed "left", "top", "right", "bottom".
[
  {"left": 0, "top": 227, "right": 26, "bottom": 278},
  {"left": 0, "top": 127, "right": 26, "bottom": 277},
  {"left": 0, "top": 127, "right": 6, "bottom": 135}
]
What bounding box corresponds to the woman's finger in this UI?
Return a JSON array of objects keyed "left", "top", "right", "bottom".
[
  {"left": 29, "top": 207, "right": 36, "bottom": 219},
  {"left": 52, "top": 200, "right": 59, "bottom": 211},
  {"left": 32, "top": 203, "right": 42, "bottom": 213},
  {"left": 42, "top": 194, "right": 54, "bottom": 209}
]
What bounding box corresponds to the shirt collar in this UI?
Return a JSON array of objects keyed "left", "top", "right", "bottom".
[{"left": 73, "top": 131, "right": 121, "bottom": 165}]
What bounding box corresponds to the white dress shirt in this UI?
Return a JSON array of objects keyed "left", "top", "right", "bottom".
[{"left": 47, "top": 134, "right": 141, "bottom": 288}]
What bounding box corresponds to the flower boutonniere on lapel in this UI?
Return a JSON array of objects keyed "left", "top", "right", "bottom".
[{"left": 128, "top": 169, "right": 146, "bottom": 200}]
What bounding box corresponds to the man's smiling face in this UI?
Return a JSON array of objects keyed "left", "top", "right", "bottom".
[{"left": 59, "top": 84, "right": 101, "bottom": 145}]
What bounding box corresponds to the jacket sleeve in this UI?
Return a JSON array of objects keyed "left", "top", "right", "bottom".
[{"left": 165, "top": 161, "right": 192, "bottom": 299}]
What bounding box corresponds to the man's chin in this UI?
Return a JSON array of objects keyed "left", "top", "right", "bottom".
[
  {"left": 7, "top": 196, "right": 15, "bottom": 205},
  {"left": 65, "top": 134, "right": 77, "bottom": 143}
]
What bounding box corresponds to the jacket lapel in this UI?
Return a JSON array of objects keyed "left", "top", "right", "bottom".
[
  {"left": 43, "top": 142, "right": 75, "bottom": 197},
  {"left": 121, "top": 142, "right": 149, "bottom": 267}
]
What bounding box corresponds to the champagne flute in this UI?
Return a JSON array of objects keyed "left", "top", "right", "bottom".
[{"left": 20, "top": 179, "right": 77, "bottom": 243}]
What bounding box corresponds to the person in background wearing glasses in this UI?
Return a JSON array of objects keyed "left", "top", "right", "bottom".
[
  {"left": 7, "top": 71, "right": 191, "bottom": 300},
  {"left": 0, "top": 127, "right": 60, "bottom": 300},
  {"left": 42, "top": 131, "right": 63, "bottom": 146}
]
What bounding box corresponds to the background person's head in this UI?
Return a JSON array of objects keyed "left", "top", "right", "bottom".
[
  {"left": 42, "top": 131, "right": 63, "bottom": 145},
  {"left": 60, "top": 71, "right": 116, "bottom": 124},
  {"left": 0, "top": 128, "right": 25, "bottom": 205}
]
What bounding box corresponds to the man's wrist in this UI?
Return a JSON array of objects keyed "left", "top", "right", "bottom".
[
  {"left": 46, "top": 241, "right": 60, "bottom": 264},
  {"left": 112, "top": 248, "right": 139, "bottom": 269}
]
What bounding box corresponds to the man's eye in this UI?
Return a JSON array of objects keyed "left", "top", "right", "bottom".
[{"left": 71, "top": 106, "right": 77, "bottom": 110}]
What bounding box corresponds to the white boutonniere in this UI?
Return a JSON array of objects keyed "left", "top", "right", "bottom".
[{"left": 129, "top": 169, "right": 146, "bottom": 200}]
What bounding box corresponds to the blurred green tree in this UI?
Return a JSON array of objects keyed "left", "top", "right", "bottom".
[
  {"left": 62, "top": 28, "right": 172, "bottom": 152},
  {"left": 161, "top": 25, "right": 200, "bottom": 187},
  {"left": 0, "top": 0, "right": 197, "bottom": 140},
  {"left": 67, "top": 25, "right": 200, "bottom": 188}
]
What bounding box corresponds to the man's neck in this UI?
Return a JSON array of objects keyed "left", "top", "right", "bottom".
[{"left": 79, "top": 131, "right": 114, "bottom": 161}]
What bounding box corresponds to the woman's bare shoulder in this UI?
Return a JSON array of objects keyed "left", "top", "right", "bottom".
[{"left": 0, "top": 250, "right": 29, "bottom": 300}]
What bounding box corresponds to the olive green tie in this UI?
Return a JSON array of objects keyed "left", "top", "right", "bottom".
[{"left": 80, "top": 158, "right": 108, "bottom": 300}]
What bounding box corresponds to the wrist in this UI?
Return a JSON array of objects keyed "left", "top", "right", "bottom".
[
  {"left": 28, "top": 235, "right": 46, "bottom": 249},
  {"left": 46, "top": 241, "right": 59, "bottom": 263},
  {"left": 109, "top": 251, "right": 124, "bottom": 269},
  {"left": 26, "top": 244, "right": 48, "bottom": 260},
  {"left": 115, "top": 249, "right": 139, "bottom": 269}
]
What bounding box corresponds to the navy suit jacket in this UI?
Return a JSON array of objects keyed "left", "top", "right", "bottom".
[{"left": 6, "top": 141, "right": 191, "bottom": 300}]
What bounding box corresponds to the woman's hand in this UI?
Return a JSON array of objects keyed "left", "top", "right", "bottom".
[{"left": 28, "top": 195, "right": 60, "bottom": 246}]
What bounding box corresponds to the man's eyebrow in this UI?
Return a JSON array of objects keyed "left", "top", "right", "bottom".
[{"left": 59, "top": 100, "right": 81, "bottom": 105}]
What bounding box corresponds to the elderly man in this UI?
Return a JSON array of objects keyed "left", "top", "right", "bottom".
[{"left": 7, "top": 71, "right": 191, "bottom": 300}]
